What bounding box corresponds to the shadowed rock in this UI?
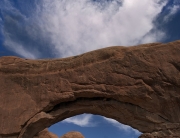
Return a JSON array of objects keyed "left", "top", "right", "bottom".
[{"left": 0, "top": 40, "right": 180, "bottom": 138}]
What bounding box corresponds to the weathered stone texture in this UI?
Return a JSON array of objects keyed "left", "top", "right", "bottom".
[
  {"left": 0, "top": 40, "right": 180, "bottom": 138},
  {"left": 33, "top": 129, "right": 58, "bottom": 138},
  {"left": 60, "top": 131, "right": 84, "bottom": 138}
]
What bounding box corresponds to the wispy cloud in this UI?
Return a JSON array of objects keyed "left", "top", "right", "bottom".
[
  {"left": 103, "top": 117, "right": 142, "bottom": 135},
  {"left": 0, "top": 0, "right": 174, "bottom": 59},
  {"left": 0, "top": 0, "right": 56, "bottom": 59},
  {"left": 62, "top": 114, "right": 96, "bottom": 127},
  {"left": 62, "top": 114, "right": 141, "bottom": 135},
  {"left": 164, "top": 5, "right": 180, "bottom": 22},
  {"left": 4, "top": 39, "right": 37, "bottom": 59}
]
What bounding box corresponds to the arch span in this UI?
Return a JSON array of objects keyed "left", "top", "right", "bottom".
[{"left": 0, "top": 40, "right": 180, "bottom": 138}]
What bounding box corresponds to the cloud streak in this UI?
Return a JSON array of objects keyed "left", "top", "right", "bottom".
[
  {"left": 103, "top": 117, "right": 142, "bottom": 135},
  {"left": 164, "top": 4, "right": 180, "bottom": 22},
  {"left": 62, "top": 114, "right": 96, "bottom": 127},
  {"left": 1, "top": 0, "right": 176, "bottom": 59}
]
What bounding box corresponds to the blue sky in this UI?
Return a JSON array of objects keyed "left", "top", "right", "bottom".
[
  {"left": 0, "top": 0, "right": 180, "bottom": 138},
  {"left": 49, "top": 114, "right": 141, "bottom": 138}
]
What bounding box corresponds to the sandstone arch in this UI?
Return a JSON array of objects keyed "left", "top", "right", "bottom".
[{"left": 0, "top": 40, "right": 180, "bottom": 138}]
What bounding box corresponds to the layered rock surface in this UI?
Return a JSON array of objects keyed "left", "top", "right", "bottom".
[{"left": 0, "top": 40, "right": 180, "bottom": 138}]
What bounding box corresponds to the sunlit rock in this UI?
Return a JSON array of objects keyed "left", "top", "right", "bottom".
[
  {"left": 60, "top": 131, "right": 84, "bottom": 138},
  {"left": 34, "top": 129, "right": 58, "bottom": 138}
]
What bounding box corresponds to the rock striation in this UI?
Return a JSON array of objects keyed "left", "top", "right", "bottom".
[
  {"left": 0, "top": 40, "right": 180, "bottom": 138},
  {"left": 60, "top": 131, "right": 84, "bottom": 138}
]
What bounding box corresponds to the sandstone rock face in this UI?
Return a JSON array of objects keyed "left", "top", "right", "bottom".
[
  {"left": 60, "top": 131, "right": 84, "bottom": 138},
  {"left": 33, "top": 129, "right": 58, "bottom": 138},
  {"left": 0, "top": 40, "right": 180, "bottom": 138}
]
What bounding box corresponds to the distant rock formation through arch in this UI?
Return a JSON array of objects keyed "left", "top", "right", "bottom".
[{"left": 0, "top": 40, "right": 180, "bottom": 138}]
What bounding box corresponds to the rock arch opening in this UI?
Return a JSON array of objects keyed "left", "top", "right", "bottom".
[
  {"left": 48, "top": 113, "right": 142, "bottom": 138},
  {"left": 18, "top": 96, "right": 146, "bottom": 138}
]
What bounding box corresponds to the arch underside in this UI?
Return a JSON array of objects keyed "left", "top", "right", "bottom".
[
  {"left": 0, "top": 40, "right": 180, "bottom": 138},
  {"left": 19, "top": 97, "right": 180, "bottom": 138}
]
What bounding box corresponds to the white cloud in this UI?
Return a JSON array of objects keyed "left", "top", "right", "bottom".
[
  {"left": 37, "top": 0, "right": 167, "bottom": 58},
  {"left": 103, "top": 117, "right": 142, "bottom": 135},
  {"left": 62, "top": 114, "right": 96, "bottom": 127},
  {"left": 1, "top": 0, "right": 171, "bottom": 58}
]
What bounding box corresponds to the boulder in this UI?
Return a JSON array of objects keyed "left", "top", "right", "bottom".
[
  {"left": 60, "top": 131, "right": 84, "bottom": 138},
  {"left": 34, "top": 129, "right": 58, "bottom": 138}
]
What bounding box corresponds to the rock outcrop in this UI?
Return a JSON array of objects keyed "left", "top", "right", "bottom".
[
  {"left": 0, "top": 40, "right": 180, "bottom": 138},
  {"left": 60, "top": 131, "right": 84, "bottom": 138},
  {"left": 33, "top": 129, "right": 58, "bottom": 138}
]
